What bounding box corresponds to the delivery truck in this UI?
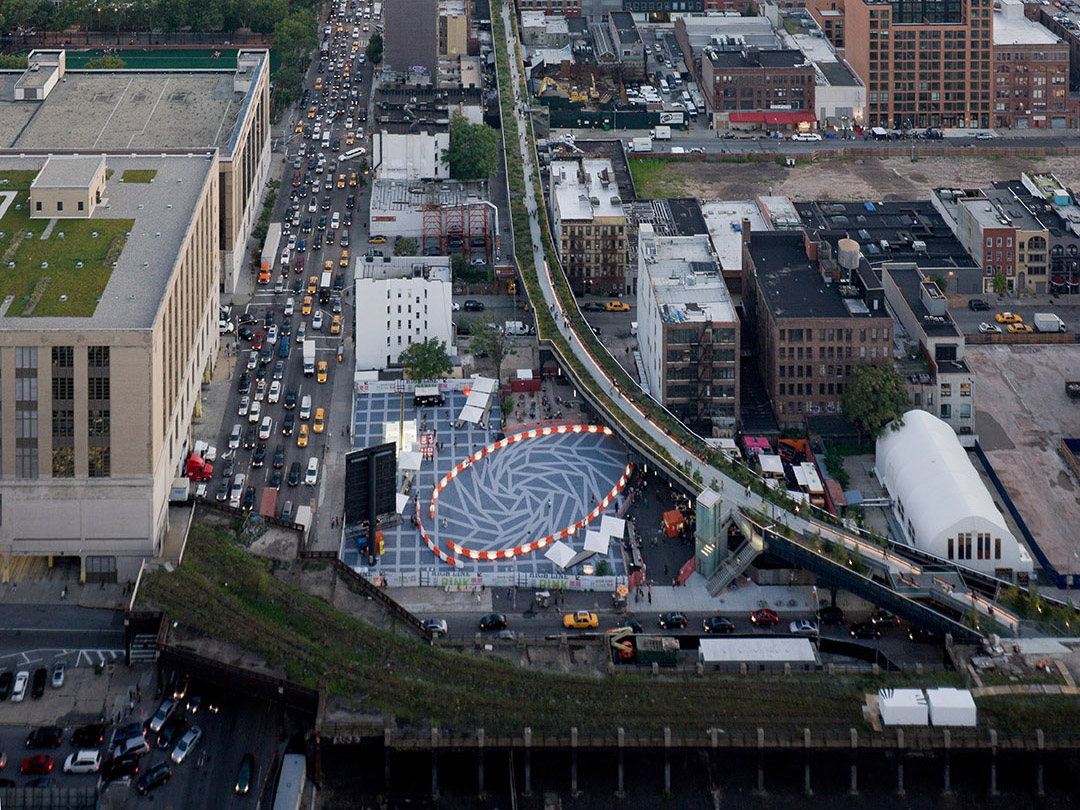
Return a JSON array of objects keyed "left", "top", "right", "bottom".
[
  {"left": 260, "top": 223, "right": 281, "bottom": 285},
  {"left": 258, "top": 487, "right": 278, "bottom": 519},
  {"left": 630, "top": 137, "right": 652, "bottom": 153},
  {"left": 1034, "top": 312, "right": 1067, "bottom": 333},
  {"left": 303, "top": 341, "right": 317, "bottom": 376},
  {"left": 184, "top": 452, "right": 213, "bottom": 482},
  {"left": 505, "top": 320, "right": 533, "bottom": 336},
  {"left": 652, "top": 125, "right": 671, "bottom": 140}
]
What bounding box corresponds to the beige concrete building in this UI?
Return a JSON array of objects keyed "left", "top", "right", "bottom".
[
  {"left": 0, "top": 153, "right": 220, "bottom": 582},
  {"left": 29, "top": 155, "right": 107, "bottom": 219},
  {"left": 0, "top": 49, "right": 271, "bottom": 294},
  {"left": 549, "top": 157, "right": 628, "bottom": 295}
]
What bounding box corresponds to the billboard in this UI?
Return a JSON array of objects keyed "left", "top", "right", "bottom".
[{"left": 344, "top": 442, "right": 397, "bottom": 524}]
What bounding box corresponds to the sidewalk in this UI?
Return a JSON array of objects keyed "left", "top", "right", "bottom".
[{"left": 0, "top": 575, "right": 128, "bottom": 611}]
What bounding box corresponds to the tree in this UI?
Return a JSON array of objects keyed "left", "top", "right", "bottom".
[
  {"left": 366, "top": 32, "right": 383, "bottom": 66},
  {"left": 394, "top": 237, "right": 419, "bottom": 256},
  {"left": 841, "top": 363, "right": 911, "bottom": 441},
  {"left": 83, "top": 55, "right": 127, "bottom": 70},
  {"left": 444, "top": 112, "right": 500, "bottom": 180},
  {"left": 0, "top": 54, "right": 29, "bottom": 69},
  {"left": 930, "top": 273, "right": 949, "bottom": 293},
  {"left": 398, "top": 338, "right": 452, "bottom": 381},
  {"left": 471, "top": 314, "right": 516, "bottom": 378},
  {"left": 991, "top": 270, "right": 1009, "bottom": 294},
  {"left": 451, "top": 253, "right": 470, "bottom": 278}
]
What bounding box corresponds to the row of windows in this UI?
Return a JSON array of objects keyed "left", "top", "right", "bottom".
[
  {"left": 948, "top": 532, "right": 1001, "bottom": 561},
  {"left": 780, "top": 327, "right": 889, "bottom": 343},
  {"left": 34, "top": 200, "right": 86, "bottom": 213},
  {"left": 561, "top": 225, "right": 625, "bottom": 237},
  {"left": 779, "top": 382, "right": 844, "bottom": 397},
  {"left": 780, "top": 345, "right": 855, "bottom": 361}
]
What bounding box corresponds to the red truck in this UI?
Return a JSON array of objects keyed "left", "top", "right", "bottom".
[
  {"left": 185, "top": 453, "right": 213, "bottom": 482},
  {"left": 258, "top": 487, "right": 278, "bottom": 519}
]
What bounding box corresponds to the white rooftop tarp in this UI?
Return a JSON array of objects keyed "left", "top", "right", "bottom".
[
  {"left": 544, "top": 540, "right": 576, "bottom": 569},
  {"left": 698, "top": 638, "right": 818, "bottom": 664},
  {"left": 466, "top": 389, "right": 490, "bottom": 409},
  {"left": 583, "top": 530, "right": 609, "bottom": 554},
  {"left": 926, "top": 688, "right": 977, "bottom": 727},
  {"left": 879, "top": 688, "right": 929, "bottom": 726},
  {"left": 457, "top": 404, "right": 485, "bottom": 425},
  {"left": 600, "top": 515, "right": 626, "bottom": 540},
  {"left": 399, "top": 451, "right": 423, "bottom": 472},
  {"left": 516, "top": 368, "right": 534, "bottom": 380},
  {"left": 471, "top": 376, "right": 498, "bottom": 395},
  {"left": 760, "top": 454, "right": 784, "bottom": 477}
]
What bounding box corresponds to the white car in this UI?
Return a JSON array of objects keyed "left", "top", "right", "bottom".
[
  {"left": 149, "top": 697, "right": 177, "bottom": 732},
  {"left": 171, "top": 726, "right": 203, "bottom": 764},
  {"left": 312, "top": 311, "right": 324, "bottom": 330},
  {"left": 228, "top": 424, "right": 242, "bottom": 449},
  {"left": 246, "top": 351, "right": 258, "bottom": 370},
  {"left": 284, "top": 297, "right": 295, "bottom": 316},
  {"left": 266, "top": 325, "right": 278, "bottom": 345},
  {"left": 789, "top": 619, "right": 820, "bottom": 636},
  {"left": 248, "top": 400, "right": 262, "bottom": 424},
  {"left": 791, "top": 132, "right": 823, "bottom": 142},
  {"left": 305, "top": 457, "right": 319, "bottom": 485},
  {"left": 238, "top": 396, "right": 250, "bottom": 417},
  {"left": 452, "top": 302, "right": 460, "bottom": 311},
  {"left": 63, "top": 749, "right": 102, "bottom": 774},
  {"left": 979, "top": 321, "right": 1002, "bottom": 334},
  {"left": 297, "top": 321, "right": 307, "bottom": 344},
  {"left": 268, "top": 380, "right": 282, "bottom": 404},
  {"left": 11, "top": 671, "right": 28, "bottom": 702},
  {"left": 259, "top": 416, "right": 274, "bottom": 441},
  {"left": 254, "top": 379, "right": 266, "bottom": 402}
]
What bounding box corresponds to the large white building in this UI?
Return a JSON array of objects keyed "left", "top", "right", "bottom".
[
  {"left": 372, "top": 124, "right": 450, "bottom": 181},
  {"left": 876, "top": 410, "right": 1034, "bottom": 580},
  {"left": 353, "top": 255, "right": 455, "bottom": 371}
]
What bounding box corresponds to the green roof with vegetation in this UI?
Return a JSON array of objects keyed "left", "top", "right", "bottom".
[
  {"left": 120, "top": 169, "right": 158, "bottom": 184},
  {"left": 0, "top": 171, "right": 131, "bottom": 318}
]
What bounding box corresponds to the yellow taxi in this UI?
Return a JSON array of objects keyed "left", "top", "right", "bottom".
[
  {"left": 295, "top": 120, "right": 304, "bottom": 133},
  {"left": 302, "top": 295, "right": 313, "bottom": 316},
  {"left": 562, "top": 611, "right": 599, "bottom": 629},
  {"left": 314, "top": 77, "right": 322, "bottom": 91},
  {"left": 1008, "top": 323, "right": 1034, "bottom": 333},
  {"left": 339, "top": 249, "right": 349, "bottom": 267},
  {"left": 345, "top": 131, "right": 355, "bottom": 145},
  {"left": 297, "top": 423, "right": 309, "bottom": 448},
  {"left": 368, "top": 235, "right": 387, "bottom": 244},
  {"left": 337, "top": 173, "right": 347, "bottom": 189},
  {"left": 307, "top": 276, "right": 319, "bottom": 294},
  {"left": 330, "top": 314, "right": 342, "bottom": 335},
  {"left": 324, "top": 259, "right": 334, "bottom": 273},
  {"left": 995, "top": 312, "right": 1022, "bottom": 324},
  {"left": 313, "top": 408, "right": 325, "bottom": 433},
  {"left": 307, "top": 105, "right": 317, "bottom": 119},
  {"left": 605, "top": 301, "right": 630, "bottom": 312},
  {"left": 317, "top": 360, "right": 328, "bottom": 384},
  {"left": 349, "top": 171, "right": 358, "bottom": 187}
]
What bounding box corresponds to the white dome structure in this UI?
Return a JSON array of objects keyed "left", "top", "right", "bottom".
[{"left": 876, "top": 410, "right": 1033, "bottom": 579}]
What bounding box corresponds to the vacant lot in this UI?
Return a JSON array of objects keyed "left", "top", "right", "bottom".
[{"left": 630, "top": 153, "right": 1080, "bottom": 202}]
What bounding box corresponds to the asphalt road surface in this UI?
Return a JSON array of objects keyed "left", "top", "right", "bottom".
[{"left": 0, "top": 606, "right": 125, "bottom": 669}]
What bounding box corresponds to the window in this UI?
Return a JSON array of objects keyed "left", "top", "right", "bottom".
[
  {"left": 51, "top": 347, "right": 73, "bottom": 368},
  {"left": 87, "top": 446, "right": 110, "bottom": 478},
  {"left": 15, "top": 408, "right": 37, "bottom": 439},
  {"left": 52, "top": 447, "right": 74, "bottom": 478},
  {"left": 16, "top": 446, "right": 37, "bottom": 479},
  {"left": 52, "top": 409, "right": 74, "bottom": 437},
  {"left": 88, "top": 409, "right": 110, "bottom": 437},
  {"left": 941, "top": 382, "right": 952, "bottom": 397}
]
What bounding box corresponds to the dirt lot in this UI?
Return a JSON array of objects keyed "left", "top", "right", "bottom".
[
  {"left": 631, "top": 153, "right": 1080, "bottom": 202},
  {"left": 965, "top": 344, "right": 1080, "bottom": 575}
]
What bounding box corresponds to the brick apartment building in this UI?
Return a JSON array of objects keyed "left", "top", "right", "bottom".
[
  {"left": 809, "top": 0, "right": 993, "bottom": 129},
  {"left": 742, "top": 230, "right": 893, "bottom": 430},
  {"left": 993, "top": 0, "right": 1074, "bottom": 129},
  {"left": 700, "top": 47, "right": 815, "bottom": 113}
]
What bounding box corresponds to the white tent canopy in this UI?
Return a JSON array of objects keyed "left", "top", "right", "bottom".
[
  {"left": 544, "top": 540, "right": 576, "bottom": 569},
  {"left": 471, "top": 376, "right": 498, "bottom": 395},
  {"left": 457, "top": 404, "right": 485, "bottom": 425},
  {"left": 600, "top": 515, "right": 625, "bottom": 540},
  {"left": 395, "top": 493, "right": 410, "bottom": 515},
  {"left": 759, "top": 454, "right": 784, "bottom": 477},
  {"left": 466, "top": 389, "right": 490, "bottom": 410},
  {"left": 879, "top": 688, "right": 929, "bottom": 726},
  {"left": 926, "top": 688, "right": 977, "bottom": 726},
  {"left": 583, "top": 530, "right": 609, "bottom": 554},
  {"left": 399, "top": 450, "right": 423, "bottom": 472}
]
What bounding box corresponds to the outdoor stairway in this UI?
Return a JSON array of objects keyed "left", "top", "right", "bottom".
[
  {"left": 706, "top": 539, "right": 760, "bottom": 596},
  {"left": 128, "top": 634, "right": 159, "bottom": 664}
]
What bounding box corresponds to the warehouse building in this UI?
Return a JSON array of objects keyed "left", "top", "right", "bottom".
[
  {"left": 0, "top": 152, "right": 221, "bottom": 582},
  {"left": 876, "top": 410, "right": 1034, "bottom": 580},
  {"left": 0, "top": 49, "right": 271, "bottom": 294}
]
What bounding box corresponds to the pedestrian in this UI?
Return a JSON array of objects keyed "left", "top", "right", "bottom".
[
  {"left": 647, "top": 590, "right": 652, "bottom": 604},
  {"left": 61, "top": 586, "right": 67, "bottom": 600}
]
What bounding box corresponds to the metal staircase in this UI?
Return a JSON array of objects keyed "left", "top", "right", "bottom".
[{"left": 706, "top": 536, "right": 762, "bottom": 596}]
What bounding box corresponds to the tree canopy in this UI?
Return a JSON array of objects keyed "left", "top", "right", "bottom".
[
  {"left": 365, "top": 32, "right": 383, "bottom": 66},
  {"left": 398, "top": 338, "right": 453, "bottom": 381},
  {"left": 470, "top": 314, "right": 516, "bottom": 378},
  {"left": 83, "top": 55, "right": 127, "bottom": 70},
  {"left": 445, "top": 112, "right": 500, "bottom": 181},
  {"left": 841, "top": 363, "right": 911, "bottom": 440},
  {"left": 393, "top": 237, "right": 418, "bottom": 256}
]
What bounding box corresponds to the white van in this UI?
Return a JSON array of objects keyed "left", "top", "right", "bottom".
[
  {"left": 300, "top": 395, "right": 312, "bottom": 420},
  {"left": 229, "top": 473, "right": 246, "bottom": 509},
  {"left": 305, "top": 457, "right": 319, "bottom": 485},
  {"left": 321, "top": 132, "right": 331, "bottom": 149},
  {"left": 659, "top": 79, "right": 670, "bottom": 95}
]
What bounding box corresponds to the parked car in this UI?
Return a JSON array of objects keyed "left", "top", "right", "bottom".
[
  {"left": 50, "top": 663, "right": 64, "bottom": 688},
  {"left": 789, "top": 619, "right": 820, "bottom": 636},
  {"left": 702, "top": 616, "right": 736, "bottom": 634},
  {"left": 968, "top": 298, "right": 992, "bottom": 311},
  {"left": 71, "top": 724, "right": 105, "bottom": 748},
  {"left": 463, "top": 299, "right": 485, "bottom": 312},
  {"left": 658, "top": 612, "right": 688, "bottom": 629},
  {"left": 750, "top": 608, "right": 780, "bottom": 627},
  {"left": 136, "top": 761, "right": 173, "bottom": 795},
  {"left": 25, "top": 727, "right": 63, "bottom": 749},
  {"left": 617, "top": 617, "right": 644, "bottom": 633},
  {"left": 479, "top": 613, "right": 507, "bottom": 631},
  {"left": 816, "top": 605, "right": 846, "bottom": 625},
  {"left": 0, "top": 671, "right": 13, "bottom": 701},
  {"left": 19, "top": 755, "right": 53, "bottom": 775},
  {"left": 30, "top": 667, "right": 46, "bottom": 699},
  {"left": 63, "top": 750, "right": 102, "bottom": 774},
  {"left": 582, "top": 302, "right": 606, "bottom": 312}
]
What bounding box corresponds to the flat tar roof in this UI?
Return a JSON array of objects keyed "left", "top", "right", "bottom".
[
  {"left": 0, "top": 153, "right": 215, "bottom": 331},
  {"left": 0, "top": 71, "right": 247, "bottom": 152},
  {"left": 700, "top": 200, "right": 768, "bottom": 271},
  {"left": 370, "top": 178, "right": 490, "bottom": 212},
  {"left": 32, "top": 154, "right": 104, "bottom": 188},
  {"left": 885, "top": 265, "right": 962, "bottom": 338},
  {"left": 551, "top": 157, "right": 624, "bottom": 221}
]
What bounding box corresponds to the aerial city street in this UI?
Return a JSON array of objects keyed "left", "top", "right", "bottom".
[{"left": 2, "top": 0, "right": 1080, "bottom": 805}]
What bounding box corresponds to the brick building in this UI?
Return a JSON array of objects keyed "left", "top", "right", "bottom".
[
  {"left": 809, "top": 0, "right": 993, "bottom": 129},
  {"left": 993, "top": 0, "right": 1074, "bottom": 129},
  {"left": 742, "top": 231, "right": 893, "bottom": 430},
  {"left": 700, "top": 47, "right": 815, "bottom": 114}
]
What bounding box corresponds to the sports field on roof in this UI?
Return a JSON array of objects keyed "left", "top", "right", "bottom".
[{"left": 17, "top": 47, "right": 281, "bottom": 74}]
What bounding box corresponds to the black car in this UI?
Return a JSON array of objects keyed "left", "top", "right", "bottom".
[
  {"left": 313, "top": 234, "right": 323, "bottom": 251},
  {"left": 0, "top": 671, "right": 12, "bottom": 700},
  {"left": 345, "top": 194, "right": 356, "bottom": 210},
  {"left": 582, "top": 302, "right": 606, "bottom": 312},
  {"left": 273, "top": 445, "right": 285, "bottom": 469},
  {"left": 817, "top": 605, "right": 846, "bottom": 626},
  {"left": 968, "top": 298, "right": 992, "bottom": 311},
  {"left": 703, "top": 616, "right": 736, "bottom": 634},
  {"left": 238, "top": 373, "right": 251, "bottom": 395},
  {"left": 25, "top": 727, "right": 63, "bottom": 749},
  {"left": 252, "top": 443, "right": 267, "bottom": 468},
  {"left": 284, "top": 388, "right": 297, "bottom": 410},
  {"left": 658, "top": 612, "right": 688, "bottom": 630},
  {"left": 243, "top": 424, "right": 257, "bottom": 449},
  {"left": 28, "top": 777, "right": 57, "bottom": 789},
  {"left": 270, "top": 469, "right": 283, "bottom": 488},
  {"left": 101, "top": 754, "right": 140, "bottom": 783},
  {"left": 71, "top": 724, "right": 105, "bottom": 748},
  {"left": 216, "top": 480, "right": 231, "bottom": 502},
  {"left": 0, "top": 779, "right": 14, "bottom": 787},
  {"left": 222, "top": 456, "right": 235, "bottom": 478},
  {"left": 333, "top": 273, "right": 344, "bottom": 292},
  {"left": 242, "top": 486, "right": 256, "bottom": 511},
  {"left": 281, "top": 318, "right": 292, "bottom": 337},
  {"left": 479, "top": 613, "right": 507, "bottom": 631},
  {"left": 617, "top": 617, "right": 643, "bottom": 633},
  {"left": 136, "top": 761, "right": 172, "bottom": 794},
  {"left": 907, "top": 626, "right": 944, "bottom": 645},
  {"left": 292, "top": 277, "right": 304, "bottom": 295},
  {"left": 30, "top": 667, "right": 47, "bottom": 699},
  {"left": 463, "top": 300, "right": 485, "bottom": 312},
  {"left": 870, "top": 609, "right": 900, "bottom": 627},
  {"left": 235, "top": 753, "right": 256, "bottom": 794},
  {"left": 288, "top": 461, "right": 302, "bottom": 487},
  {"left": 282, "top": 413, "right": 296, "bottom": 436},
  {"left": 238, "top": 326, "right": 254, "bottom": 341},
  {"left": 849, "top": 621, "right": 882, "bottom": 640},
  {"left": 155, "top": 714, "right": 187, "bottom": 750}
]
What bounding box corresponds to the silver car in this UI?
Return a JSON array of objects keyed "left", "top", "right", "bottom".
[{"left": 171, "top": 726, "right": 202, "bottom": 764}]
